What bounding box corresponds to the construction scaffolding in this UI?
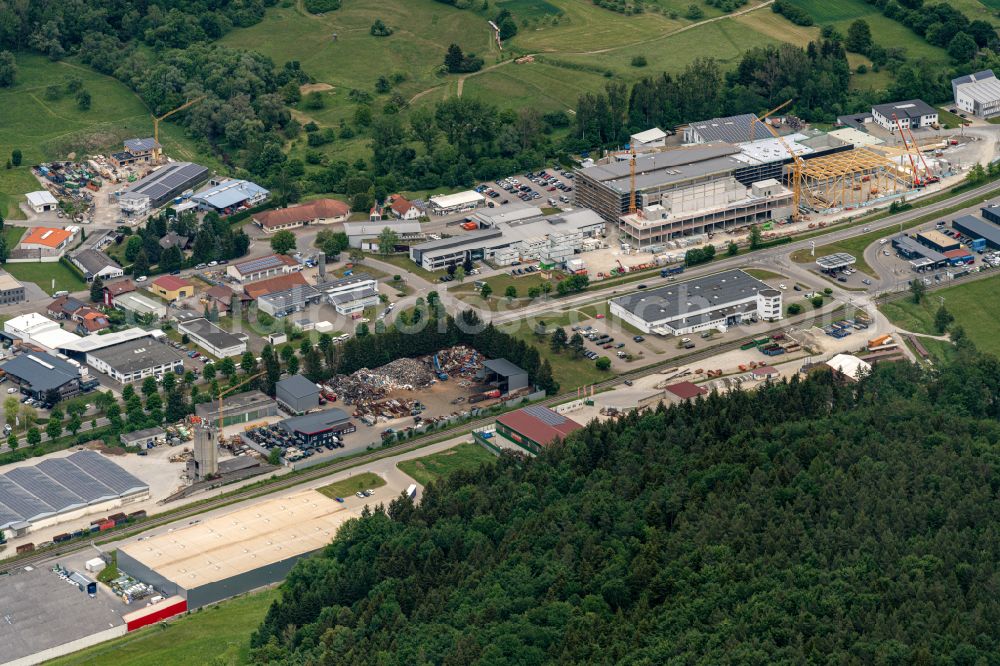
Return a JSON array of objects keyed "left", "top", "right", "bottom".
[{"left": 799, "top": 147, "right": 913, "bottom": 212}]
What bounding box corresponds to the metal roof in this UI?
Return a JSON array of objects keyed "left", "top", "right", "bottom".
[
  {"left": 952, "top": 70, "right": 999, "bottom": 102},
  {"left": 892, "top": 234, "right": 946, "bottom": 263},
  {"left": 276, "top": 374, "right": 318, "bottom": 399},
  {"left": 89, "top": 338, "right": 185, "bottom": 374},
  {"left": 0, "top": 451, "right": 147, "bottom": 529},
  {"left": 328, "top": 286, "right": 378, "bottom": 305},
  {"left": 176, "top": 317, "right": 245, "bottom": 350},
  {"left": 631, "top": 127, "right": 667, "bottom": 144},
  {"left": 482, "top": 358, "right": 527, "bottom": 378},
  {"left": 58, "top": 327, "right": 153, "bottom": 353},
  {"left": 611, "top": 269, "right": 770, "bottom": 324},
  {"left": 872, "top": 99, "right": 937, "bottom": 121},
  {"left": 279, "top": 408, "right": 350, "bottom": 436},
  {"left": 72, "top": 249, "right": 121, "bottom": 276},
  {"left": 192, "top": 179, "right": 269, "bottom": 210},
  {"left": 954, "top": 214, "right": 1000, "bottom": 245},
  {"left": 686, "top": 114, "right": 759, "bottom": 144},
  {"left": 1, "top": 352, "right": 80, "bottom": 392},
  {"left": 25, "top": 191, "right": 58, "bottom": 207},
  {"left": 232, "top": 254, "right": 291, "bottom": 276},
  {"left": 124, "top": 137, "right": 160, "bottom": 153},
  {"left": 123, "top": 162, "right": 209, "bottom": 204},
  {"left": 496, "top": 406, "right": 581, "bottom": 446},
  {"left": 342, "top": 221, "right": 423, "bottom": 237},
  {"left": 815, "top": 253, "right": 857, "bottom": 269}
]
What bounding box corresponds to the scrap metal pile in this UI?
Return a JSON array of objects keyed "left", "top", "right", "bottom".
[{"left": 327, "top": 357, "right": 434, "bottom": 405}]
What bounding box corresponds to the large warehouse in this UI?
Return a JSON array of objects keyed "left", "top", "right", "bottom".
[
  {"left": 0, "top": 450, "right": 148, "bottom": 537},
  {"left": 116, "top": 491, "right": 354, "bottom": 609},
  {"left": 609, "top": 269, "right": 781, "bottom": 335},
  {"left": 954, "top": 213, "right": 1000, "bottom": 249},
  {"left": 195, "top": 389, "right": 277, "bottom": 427},
  {"left": 86, "top": 337, "right": 185, "bottom": 384},
  {"left": 953, "top": 70, "right": 1000, "bottom": 119},
  {"left": 118, "top": 162, "right": 209, "bottom": 213}
]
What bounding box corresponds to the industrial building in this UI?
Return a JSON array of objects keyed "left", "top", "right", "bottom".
[
  {"left": 112, "top": 292, "right": 167, "bottom": 318},
  {"left": 277, "top": 409, "right": 356, "bottom": 446},
  {"left": 409, "top": 208, "right": 605, "bottom": 270},
  {"left": 575, "top": 143, "right": 796, "bottom": 241},
  {"left": 70, "top": 249, "right": 124, "bottom": 282},
  {"left": 120, "top": 427, "right": 167, "bottom": 448},
  {"left": 227, "top": 253, "right": 301, "bottom": 283},
  {"left": 0, "top": 450, "right": 148, "bottom": 536},
  {"left": 118, "top": 162, "right": 209, "bottom": 214},
  {"left": 252, "top": 199, "right": 350, "bottom": 233},
  {"left": 630, "top": 127, "right": 667, "bottom": 152},
  {"left": 953, "top": 70, "right": 1000, "bottom": 119},
  {"left": 428, "top": 190, "right": 485, "bottom": 215},
  {"left": 257, "top": 284, "right": 321, "bottom": 317},
  {"left": 609, "top": 269, "right": 781, "bottom": 335},
  {"left": 195, "top": 389, "right": 277, "bottom": 427},
  {"left": 86, "top": 337, "right": 185, "bottom": 384},
  {"left": 480, "top": 358, "right": 529, "bottom": 395},
  {"left": 664, "top": 381, "right": 708, "bottom": 402},
  {"left": 683, "top": 113, "right": 759, "bottom": 144},
  {"left": 20, "top": 227, "right": 74, "bottom": 252},
  {"left": 954, "top": 213, "right": 1000, "bottom": 249},
  {"left": 116, "top": 490, "right": 353, "bottom": 609},
  {"left": 4, "top": 312, "right": 80, "bottom": 350},
  {"left": 892, "top": 234, "right": 947, "bottom": 271},
  {"left": 343, "top": 220, "right": 424, "bottom": 250},
  {"left": 192, "top": 179, "right": 269, "bottom": 214},
  {"left": 276, "top": 374, "right": 320, "bottom": 414},
  {"left": 243, "top": 272, "right": 308, "bottom": 299},
  {"left": 492, "top": 405, "right": 582, "bottom": 455},
  {"left": 916, "top": 229, "right": 960, "bottom": 253},
  {"left": 56, "top": 327, "right": 157, "bottom": 359},
  {"left": 176, "top": 316, "right": 248, "bottom": 358},
  {"left": 25, "top": 190, "right": 59, "bottom": 213},
  {"left": 1, "top": 351, "right": 88, "bottom": 400},
  {"left": 871, "top": 100, "right": 938, "bottom": 132},
  {"left": 0, "top": 272, "right": 25, "bottom": 305}
]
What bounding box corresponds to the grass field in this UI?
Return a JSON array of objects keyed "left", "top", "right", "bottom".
[
  {"left": 508, "top": 312, "right": 607, "bottom": 389},
  {"left": 3, "top": 225, "right": 26, "bottom": 249},
  {"left": 879, "top": 274, "right": 1000, "bottom": 358},
  {"left": 48, "top": 589, "right": 279, "bottom": 666},
  {"left": 316, "top": 472, "right": 386, "bottom": 499},
  {"left": 397, "top": 441, "right": 496, "bottom": 485},
  {"left": 6, "top": 260, "right": 87, "bottom": 293}
]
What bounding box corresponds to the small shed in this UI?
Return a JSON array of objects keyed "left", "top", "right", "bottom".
[
  {"left": 751, "top": 365, "right": 780, "bottom": 381},
  {"left": 276, "top": 374, "right": 320, "bottom": 415},
  {"left": 664, "top": 381, "right": 708, "bottom": 402},
  {"left": 120, "top": 427, "right": 167, "bottom": 448}
]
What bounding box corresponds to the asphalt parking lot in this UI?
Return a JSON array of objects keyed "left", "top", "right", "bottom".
[{"left": 476, "top": 167, "right": 576, "bottom": 208}]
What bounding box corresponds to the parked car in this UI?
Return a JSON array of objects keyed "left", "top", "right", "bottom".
[{"left": 135, "top": 275, "right": 147, "bottom": 282}]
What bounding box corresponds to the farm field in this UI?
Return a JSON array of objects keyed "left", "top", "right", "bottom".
[
  {"left": 397, "top": 441, "right": 497, "bottom": 485},
  {"left": 47, "top": 589, "right": 279, "bottom": 666},
  {"left": 879, "top": 274, "right": 1000, "bottom": 358}
]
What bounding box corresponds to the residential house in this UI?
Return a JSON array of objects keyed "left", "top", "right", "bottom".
[
  {"left": 73, "top": 308, "right": 111, "bottom": 335},
  {"left": 159, "top": 232, "right": 190, "bottom": 251},
  {"left": 389, "top": 195, "right": 421, "bottom": 220},
  {"left": 47, "top": 295, "right": 87, "bottom": 320},
  {"left": 150, "top": 275, "right": 195, "bottom": 301}
]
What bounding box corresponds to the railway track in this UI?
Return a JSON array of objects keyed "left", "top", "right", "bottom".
[{"left": 0, "top": 333, "right": 769, "bottom": 574}]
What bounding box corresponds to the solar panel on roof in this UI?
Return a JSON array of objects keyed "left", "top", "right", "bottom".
[
  {"left": 36, "top": 458, "right": 116, "bottom": 503},
  {"left": 522, "top": 405, "right": 567, "bottom": 425},
  {"left": 0, "top": 476, "right": 54, "bottom": 521},
  {"left": 6, "top": 467, "right": 85, "bottom": 512},
  {"left": 236, "top": 255, "right": 284, "bottom": 274},
  {"left": 68, "top": 450, "right": 146, "bottom": 494}
]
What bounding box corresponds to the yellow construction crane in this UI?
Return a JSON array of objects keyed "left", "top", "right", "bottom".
[
  {"left": 749, "top": 98, "right": 792, "bottom": 142},
  {"left": 751, "top": 100, "right": 806, "bottom": 221},
  {"left": 214, "top": 370, "right": 267, "bottom": 439},
  {"left": 152, "top": 96, "right": 206, "bottom": 160}
]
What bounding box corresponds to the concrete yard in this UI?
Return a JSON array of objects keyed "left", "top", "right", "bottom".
[{"left": 0, "top": 565, "right": 129, "bottom": 665}]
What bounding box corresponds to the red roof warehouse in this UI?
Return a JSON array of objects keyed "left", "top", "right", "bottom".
[{"left": 494, "top": 405, "right": 582, "bottom": 454}]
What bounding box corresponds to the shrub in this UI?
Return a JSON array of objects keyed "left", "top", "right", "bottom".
[{"left": 630, "top": 55, "right": 647, "bottom": 67}]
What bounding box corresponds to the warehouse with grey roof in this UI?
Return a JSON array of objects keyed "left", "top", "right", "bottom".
[{"left": 609, "top": 269, "right": 782, "bottom": 335}]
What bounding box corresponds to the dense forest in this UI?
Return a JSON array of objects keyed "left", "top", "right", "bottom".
[{"left": 250, "top": 339, "right": 1000, "bottom": 663}]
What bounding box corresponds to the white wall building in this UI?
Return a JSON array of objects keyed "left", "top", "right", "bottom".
[
  {"left": 4, "top": 313, "right": 81, "bottom": 350},
  {"left": 428, "top": 191, "right": 485, "bottom": 216},
  {"left": 177, "top": 317, "right": 248, "bottom": 358},
  {"left": 871, "top": 100, "right": 938, "bottom": 132},
  {"left": 342, "top": 221, "right": 423, "bottom": 250},
  {"left": 111, "top": 292, "right": 167, "bottom": 319},
  {"left": 630, "top": 128, "right": 667, "bottom": 152},
  {"left": 953, "top": 69, "right": 1000, "bottom": 119},
  {"left": 25, "top": 191, "right": 59, "bottom": 213},
  {"left": 85, "top": 338, "right": 185, "bottom": 384},
  {"left": 608, "top": 269, "right": 781, "bottom": 335}
]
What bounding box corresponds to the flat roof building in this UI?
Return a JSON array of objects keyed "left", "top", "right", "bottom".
[
  {"left": 86, "top": 338, "right": 185, "bottom": 384},
  {"left": 428, "top": 190, "right": 485, "bottom": 215},
  {"left": 257, "top": 284, "right": 321, "bottom": 317},
  {"left": 176, "top": 316, "right": 248, "bottom": 358},
  {"left": 343, "top": 220, "right": 424, "bottom": 249},
  {"left": 0, "top": 272, "right": 25, "bottom": 306},
  {"left": 4, "top": 312, "right": 80, "bottom": 350},
  {"left": 116, "top": 490, "right": 353, "bottom": 609},
  {"left": 493, "top": 405, "right": 582, "bottom": 455},
  {"left": 609, "top": 269, "right": 781, "bottom": 335},
  {"left": 196, "top": 390, "right": 277, "bottom": 427},
  {"left": 276, "top": 374, "right": 320, "bottom": 415},
  {"left": 892, "top": 234, "right": 947, "bottom": 270},
  {"left": 409, "top": 208, "right": 605, "bottom": 270},
  {"left": 916, "top": 229, "right": 960, "bottom": 253},
  {"left": 683, "top": 113, "right": 759, "bottom": 144},
  {"left": 953, "top": 70, "right": 1000, "bottom": 119}
]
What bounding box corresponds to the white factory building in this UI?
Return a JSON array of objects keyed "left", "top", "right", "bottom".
[
  {"left": 428, "top": 191, "right": 485, "bottom": 216},
  {"left": 408, "top": 207, "right": 605, "bottom": 271},
  {"left": 870, "top": 99, "right": 938, "bottom": 132},
  {"left": 953, "top": 70, "right": 1000, "bottom": 119},
  {"left": 608, "top": 269, "right": 782, "bottom": 335},
  {"left": 4, "top": 313, "right": 80, "bottom": 350}
]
